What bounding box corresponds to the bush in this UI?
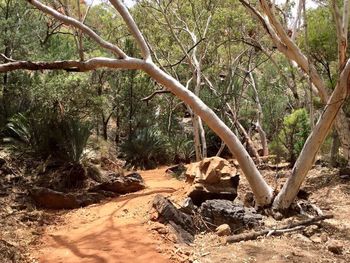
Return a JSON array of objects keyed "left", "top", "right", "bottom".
[
  {"left": 270, "top": 109, "right": 311, "bottom": 164},
  {"left": 120, "top": 127, "right": 171, "bottom": 169},
  {"left": 168, "top": 136, "right": 194, "bottom": 164},
  {"left": 6, "top": 112, "right": 91, "bottom": 162}
]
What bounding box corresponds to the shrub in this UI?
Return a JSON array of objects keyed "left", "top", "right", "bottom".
[
  {"left": 270, "top": 109, "right": 311, "bottom": 164},
  {"left": 6, "top": 112, "right": 91, "bottom": 162},
  {"left": 120, "top": 127, "right": 171, "bottom": 169}
]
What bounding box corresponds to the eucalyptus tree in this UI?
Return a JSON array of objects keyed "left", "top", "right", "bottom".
[
  {"left": 3, "top": 0, "right": 350, "bottom": 210},
  {"left": 240, "top": 0, "right": 350, "bottom": 209},
  {"left": 0, "top": 0, "right": 274, "bottom": 206}
]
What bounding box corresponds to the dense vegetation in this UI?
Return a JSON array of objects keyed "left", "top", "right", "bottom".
[{"left": 0, "top": 0, "right": 348, "bottom": 171}]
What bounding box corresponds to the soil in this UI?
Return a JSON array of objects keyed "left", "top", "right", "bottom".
[
  {"left": 32, "top": 168, "right": 186, "bottom": 263},
  {"left": 1, "top": 154, "right": 350, "bottom": 263}
]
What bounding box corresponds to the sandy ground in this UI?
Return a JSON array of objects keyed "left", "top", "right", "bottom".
[
  {"left": 31, "top": 165, "right": 350, "bottom": 263},
  {"left": 34, "top": 168, "right": 185, "bottom": 263}
]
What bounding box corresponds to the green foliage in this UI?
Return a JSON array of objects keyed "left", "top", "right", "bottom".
[
  {"left": 120, "top": 126, "right": 170, "bottom": 169},
  {"left": 270, "top": 109, "right": 311, "bottom": 164},
  {"left": 167, "top": 135, "right": 194, "bottom": 164},
  {"left": 7, "top": 112, "right": 91, "bottom": 162}
]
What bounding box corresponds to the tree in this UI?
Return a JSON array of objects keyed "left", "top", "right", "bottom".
[
  {"left": 3, "top": 0, "right": 350, "bottom": 210},
  {"left": 0, "top": 0, "right": 274, "bottom": 206},
  {"left": 240, "top": 0, "right": 350, "bottom": 209}
]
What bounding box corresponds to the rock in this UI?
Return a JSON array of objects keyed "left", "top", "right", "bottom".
[
  {"left": 200, "top": 199, "right": 262, "bottom": 231},
  {"left": 152, "top": 194, "right": 195, "bottom": 244},
  {"left": 303, "top": 225, "right": 319, "bottom": 237},
  {"left": 339, "top": 167, "right": 350, "bottom": 180},
  {"left": 309, "top": 235, "right": 322, "bottom": 243},
  {"left": 166, "top": 164, "right": 186, "bottom": 178},
  {"left": 98, "top": 172, "right": 145, "bottom": 194},
  {"left": 179, "top": 197, "right": 197, "bottom": 214},
  {"left": 30, "top": 187, "right": 107, "bottom": 209},
  {"left": 188, "top": 181, "right": 238, "bottom": 206},
  {"left": 339, "top": 174, "right": 350, "bottom": 180},
  {"left": 216, "top": 224, "right": 231, "bottom": 236},
  {"left": 186, "top": 157, "right": 239, "bottom": 206},
  {"left": 327, "top": 240, "right": 343, "bottom": 255},
  {"left": 151, "top": 222, "right": 169, "bottom": 235},
  {"left": 184, "top": 162, "right": 201, "bottom": 183},
  {"left": 31, "top": 187, "right": 79, "bottom": 209},
  {"left": 293, "top": 233, "right": 312, "bottom": 243}
]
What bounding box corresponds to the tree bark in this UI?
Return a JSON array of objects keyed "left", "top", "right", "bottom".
[{"left": 273, "top": 60, "right": 350, "bottom": 210}]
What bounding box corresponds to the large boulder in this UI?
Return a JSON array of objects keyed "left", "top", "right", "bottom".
[
  {"left": 200, "top": 199, "right": 263, "bottom": 231},
  {"left": 185, "top": 157, "right": 239, "bottom": 206},
  {"left": 97, "top": 172, "right": 145, "bottom": 194}
]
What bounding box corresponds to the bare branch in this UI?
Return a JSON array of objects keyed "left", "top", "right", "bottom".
[
  {"left": 26, "top": 0, "right": 127, "bottom": 59},
  {"left": 141, "top": 89, "right": 170, "bottom": 101},
  {"left": 164, "top": 38, "right": 206, "bottom": 68},
  {"left": 109, "top": 0, "right": 151, "bottom": 61}
]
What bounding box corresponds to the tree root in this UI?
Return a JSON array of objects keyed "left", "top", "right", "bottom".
[{"left": 226, "top": 214, "right": 333, "bottom": 243}]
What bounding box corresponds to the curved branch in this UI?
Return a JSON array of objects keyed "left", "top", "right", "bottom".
[
  {"left": 141, "top": 89, "right": 170, "bottom": 101},
  {"left": 109, "top": 0, "right": 151, "bottom": 61},
  {"left": 26, "top": 0, "right": 127, "bottom": 59}
]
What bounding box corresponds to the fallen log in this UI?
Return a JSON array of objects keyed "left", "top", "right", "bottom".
[{"left": 226, "top": 214, "right": 333, "bottom": 243}]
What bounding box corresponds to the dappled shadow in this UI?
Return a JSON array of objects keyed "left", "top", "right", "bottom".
[
  {"left": 37, "top": 185, "right": 175, "bottom": 263},
  {"left": 305, "top": 169, "right": 350, "bottom": 194},
  {"left": 46, "top": 235, "right": 107, "bottom": 263}
]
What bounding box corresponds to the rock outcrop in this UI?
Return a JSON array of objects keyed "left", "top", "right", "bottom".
[
  {"left": 200, "top": 199, "right": 263, "bottom": 231},
  {"left": 185, "top": 157, "right": 239, "bottom": 206}
]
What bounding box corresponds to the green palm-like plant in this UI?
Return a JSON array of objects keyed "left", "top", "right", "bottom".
[{"left": 120, "top": 127, "right": 170, "bottom": 169}]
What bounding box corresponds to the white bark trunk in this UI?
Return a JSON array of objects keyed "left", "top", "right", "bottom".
[
  {"left": 273, "top": 60, "right": 350, "bottom": 210},
  {"left": 143, "top": 62, "right": 274, "bottom": 206}
]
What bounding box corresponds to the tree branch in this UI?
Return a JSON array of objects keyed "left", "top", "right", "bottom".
[
  {"left": 141, "top": 89, "right": 170, "bottom": 101},
  {"left": 26, "top": 0, "right": 127, "bottom": 59},
  {"left": 109, "top": 0, "right": 151, "bottom": 61}
]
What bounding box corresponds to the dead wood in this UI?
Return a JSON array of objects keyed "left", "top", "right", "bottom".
[{"left": 226, "top": 214, "right": 333, "bottom": 243}]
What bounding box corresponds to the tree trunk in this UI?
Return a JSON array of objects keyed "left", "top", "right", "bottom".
[
  {"left": 235, "top": 120, "right": 261, "bottom": 163},
  {"left": 249, "top": 70, "right": 268, "bottom": 156},
  {"left": 330, "top": 130, "right": 340, "bottom": 167},
  {"left": 144, "top": 62, "right": 274, "bottom": 206},
  {"left": 102, "top": 121, "right": 108, "bottom": 141},
  {"left": 192, "top": 114, "right": 202, "bottom": 161},
  {"left": 273, "top": 61, "right": 350, "bottom": 210},
  {"left": 198, "top": 117, "right": 207, "bottom": 158}
]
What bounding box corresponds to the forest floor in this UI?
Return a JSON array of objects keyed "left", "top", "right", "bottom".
[{"left": 1, "top": 155, "right": 350, "bottom": 262}]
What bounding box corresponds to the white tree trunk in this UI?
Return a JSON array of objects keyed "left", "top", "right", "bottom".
[
  {"left": 143, "top": 62, "right": 274, "bottom": 206},
  {"left": 273, "top": 61, "right": 350, "bottom": 209}
]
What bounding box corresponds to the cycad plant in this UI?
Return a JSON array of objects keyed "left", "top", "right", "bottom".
[{"left": 120, "top": 127, "right": 171, "bottom": 169}]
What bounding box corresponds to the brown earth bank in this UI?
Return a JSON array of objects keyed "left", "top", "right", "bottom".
[{"left": 1, "top": 159, "right": 350, "bottom": 263}]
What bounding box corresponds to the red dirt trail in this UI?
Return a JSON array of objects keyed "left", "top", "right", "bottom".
[{"left": 35, "top": 168, "right": 185, "bottom": 263}]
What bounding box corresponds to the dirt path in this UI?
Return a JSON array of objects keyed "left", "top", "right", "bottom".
[{"left": 35, "top": 168, "right": 185, "bottom": 263}]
